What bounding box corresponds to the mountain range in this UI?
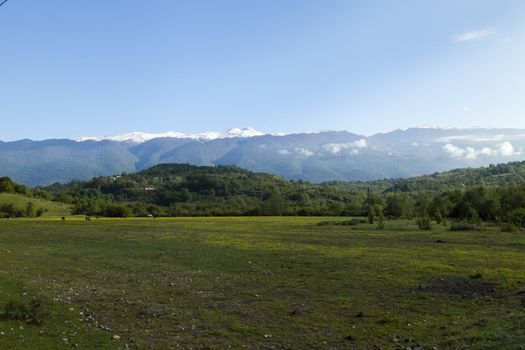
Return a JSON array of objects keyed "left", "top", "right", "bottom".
[{"left": 2, "top": 127, "right": 525, "bottom": 186}]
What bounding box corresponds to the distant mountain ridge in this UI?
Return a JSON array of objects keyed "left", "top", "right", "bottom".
[
  {"left": 74, "top": 127, "right": 267, "bottom": 143},
  {"left": 1, "top": 127, "right": 525, "bottom": 186}
]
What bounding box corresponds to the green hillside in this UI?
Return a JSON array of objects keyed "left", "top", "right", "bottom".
[
  {"left": 330, "top": 161, "right": 525, "bottom": 193},
  {"left": 45, "top": 164, "right": 366, "bottom": 217},
  {"left": 0, "top": 193, "right": 71, "bottom": 217}
]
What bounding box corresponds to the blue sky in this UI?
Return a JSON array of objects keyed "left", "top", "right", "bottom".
[{"left": 1, "top": 0, "right": 524, "bottom": 141}]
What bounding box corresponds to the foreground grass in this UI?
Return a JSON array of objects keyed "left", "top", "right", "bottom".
[{"left": 0, "top": 217, "right": 524, "bottom": 349}]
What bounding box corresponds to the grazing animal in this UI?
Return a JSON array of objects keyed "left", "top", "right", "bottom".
[{"left": 61, "top": 216, "right": 66, "bottom": 221}]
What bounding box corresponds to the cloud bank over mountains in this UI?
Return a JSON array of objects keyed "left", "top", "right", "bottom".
[
  {"left": 1, "top": 127, "right": 525, "bottom": 186},
  {"left": 443, "top": 142, "right": 521, "bottom": 159}
]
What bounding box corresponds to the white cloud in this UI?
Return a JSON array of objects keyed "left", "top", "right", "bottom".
[
  {"left": 498, "top": 141, "right": 520, "bottom": 156},
  {"left": 323, "top": 144, "right": 344, "bottom": 154},
  {"left": 294, "top": 147, "right": 313, "bottom": 157},
  {"left": 453, "top": 28, "right": 495, "bottom": 42},
  {"left": 443, "top": 142, "right": 521, "bottom": 159},
  {"left": 479, "top": 147, "right": 497, "bottom": 156},
  {"left": 277, "top": 147, "right": 314, "bottom": 157},
  {"left": 436, "top": 134, "right": 506, "bottom": 143},
  {"left": 352, "top": 139, "right": 368, "bottom": 149},
  {"left": 323, "top": 139, "right": 368, "bottom": 154},
  {"left": 443, "top": 144, "right": 466, "bottom": 158}
]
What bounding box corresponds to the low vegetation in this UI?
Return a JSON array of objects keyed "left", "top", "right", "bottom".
[{"left": 0, "top": 217, "right": 523, "bottom": 348}]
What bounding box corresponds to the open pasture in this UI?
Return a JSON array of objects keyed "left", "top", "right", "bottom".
[{"left": 0, "top": 217, "right": 524, "bottom": 349}]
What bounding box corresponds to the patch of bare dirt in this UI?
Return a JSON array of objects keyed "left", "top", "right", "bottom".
[{"left": 423, "top": 276, "right": 497, "bottom": 298}]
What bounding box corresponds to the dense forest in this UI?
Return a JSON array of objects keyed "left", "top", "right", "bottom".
[
  {"left": 43, "top": 164, "right": 367, "bottom": 217},
  {"left": 3, "top": 162, "right": 525, "bottom": 230}
]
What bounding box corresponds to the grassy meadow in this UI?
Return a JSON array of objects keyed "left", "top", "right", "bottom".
[
  {"left": 0, "top": 217, "right": 524, "bottom": 349},
  {"left": 0, "top": 193, "right": 71, "bottom": 217}
]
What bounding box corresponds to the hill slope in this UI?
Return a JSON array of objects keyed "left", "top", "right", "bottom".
[
  {"left": 0, "top": 193, "right": 71, "bottom": 217},
  {"left": 332, "top": 161, "right": 525, "bottom": 193}
]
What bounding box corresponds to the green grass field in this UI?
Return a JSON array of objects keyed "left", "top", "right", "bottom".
[
  {"left": 0, "top": 217, "right": 524, "bottom": 349},
  {"left": 0, "top": 193, "right": 71, "bottom": 217}
]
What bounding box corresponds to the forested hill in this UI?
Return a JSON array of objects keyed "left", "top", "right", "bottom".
[
  {"left": 40, "top": 161, "right": 525, "bottom": 225},
  {"left": 44, "top": 164, "right": 366, "bottom": 217},
  {"left": 331, "top": 161, "right": 525, "bottom": 193}
]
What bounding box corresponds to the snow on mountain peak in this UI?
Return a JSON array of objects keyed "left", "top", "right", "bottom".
[
  {"left": 223, "top": 127, "right": 264, "bottom": 138},
  {"left": 74, "top": 128, "right": 265, "bottom": 143}
]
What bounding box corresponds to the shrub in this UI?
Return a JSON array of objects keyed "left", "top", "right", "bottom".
[
  {"left": 416, "top": 216, "right": 432, "bottom": 230},
  {"left": 25, "top": 202, "right": 35, "bottom": 217},
  {"left": 368, "top": 211, "right": 374, "bottom": 224},
  {"left": 508, "top": 208, "right": 525, "bottom": 229},
  {"left": 500, "top": 223, "right": 519, "bottom": 233},
  {"left": 377, "top": 216, "right": 385, "bottom": 230},
  {"left": 0, "top": 203, "right": 25, "bottom": 218}
]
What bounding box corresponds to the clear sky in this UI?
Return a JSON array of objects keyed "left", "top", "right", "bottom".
[{"left": 1, "top": 0, "right": 524, "bottom": 141}]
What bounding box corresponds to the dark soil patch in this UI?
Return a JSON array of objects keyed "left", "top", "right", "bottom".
[
  {"left": 290, "top": 303, "right": 312, "bottom": 316},
  {"left": 423, "top": 276, "right": 497, "bottom": 298}
]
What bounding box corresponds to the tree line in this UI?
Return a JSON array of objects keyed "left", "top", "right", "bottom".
[
  {"left": 3, "top": 162, "right": 525, "bottom": 230},
  {"left": 34, "top": 163, "right": 525, "bottom": 230}
]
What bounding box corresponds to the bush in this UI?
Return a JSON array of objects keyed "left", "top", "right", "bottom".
[
  {"left": 25, "top": 202, "right": 34, "bottom": 217},
  {"left": 416, "top": 216, "right": 432, "bottom": 230},
  {"left": 500, "top": 223, "right": 519, "bottom": 233},
  {"left": 376, "top": 216, "right": 385, "bottom": 230},
  {"left": 0, "top": 203, "right": 25, "bottom": 218},
  {"left": 508, "top": 208, "right": 525, "bottom": 229},
  {"left": 102, "top": 204, "right": 130, "bottom": 217}
]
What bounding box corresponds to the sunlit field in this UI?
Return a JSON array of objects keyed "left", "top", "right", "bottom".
[{"left": 0, "top": 217, "right": 524, "bottom": 349}]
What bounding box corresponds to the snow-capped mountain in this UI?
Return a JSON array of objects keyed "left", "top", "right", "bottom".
[
  {"left": 75, "top": 127, "right": 265, "bottom": 143},
  {"left": 3, "top": 127, "right": 525, "bottom": 186}
]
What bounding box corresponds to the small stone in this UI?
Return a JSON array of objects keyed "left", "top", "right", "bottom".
[{"left": 112, "top": 335, "right": 121, "bottom": 341}]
